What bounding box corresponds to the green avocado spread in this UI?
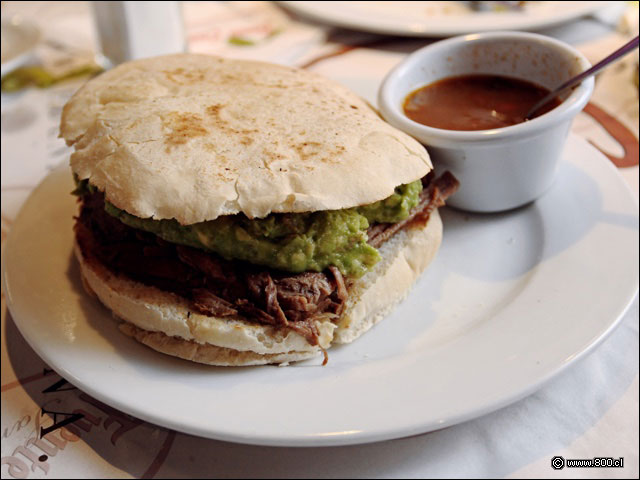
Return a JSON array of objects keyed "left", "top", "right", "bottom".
[{"left": 75, "top": 177, "right": 422, "bottom": 278}]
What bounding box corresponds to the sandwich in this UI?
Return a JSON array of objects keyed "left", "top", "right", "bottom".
[{"left": 61, "top": 54, "right": 458, "bottom": 366}]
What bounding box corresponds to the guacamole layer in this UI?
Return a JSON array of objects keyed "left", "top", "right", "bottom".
[{"left": 75, "top": 178, "right": 422, "bottom": 278}]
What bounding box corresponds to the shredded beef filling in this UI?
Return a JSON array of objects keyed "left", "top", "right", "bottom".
[
  {"left": 75, "top": 172, "right": 458, "bottom": 346},
  {"left": 367, "top": 171, "right": 459, "bottom": 248}
]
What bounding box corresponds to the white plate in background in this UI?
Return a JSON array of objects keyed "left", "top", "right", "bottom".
[
  {"left": 278, "top": 1, "right": 621, "bottom": 37},
  {"left": 2, "top": 134, "right": 638, "bottom": 446}
]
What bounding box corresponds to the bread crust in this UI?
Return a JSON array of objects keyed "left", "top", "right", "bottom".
[
  {"left": 74, "top": 211, "right": 442, "bottom": 366},
  {"left": 60, "top": 54, "right": 431, "bottom": 224}
]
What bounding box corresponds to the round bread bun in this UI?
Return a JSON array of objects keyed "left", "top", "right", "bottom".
[
  {"left": 60, "top": 54, "right": 431, "bottom": 224},
  {"left": 74, "top": 211, "right": 442, "bottom": 366}
]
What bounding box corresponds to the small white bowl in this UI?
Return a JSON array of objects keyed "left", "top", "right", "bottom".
[{"left": 378, "top": 31, "right": 594, "bottom": 212}]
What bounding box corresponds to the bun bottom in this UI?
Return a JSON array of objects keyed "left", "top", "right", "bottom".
[{"left": 75, "top": 210, "right": 442, "bottom": 366}]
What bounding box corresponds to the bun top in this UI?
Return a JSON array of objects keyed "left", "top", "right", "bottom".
[{"left": 61, "top": 54, "right": 431, "bottom": 224}]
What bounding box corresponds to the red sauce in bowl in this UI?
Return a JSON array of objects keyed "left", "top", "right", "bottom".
[{"left": 403, "top": 74, "right": 562, "bottom": 131}]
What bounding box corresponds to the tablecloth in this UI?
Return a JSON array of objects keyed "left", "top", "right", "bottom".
[{"left": 1, "top": 2, "right": 638, "bottom": 478}]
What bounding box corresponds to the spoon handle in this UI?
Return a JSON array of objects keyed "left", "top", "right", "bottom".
[{"left": 526, "top": 35, "right": 639, "bottom": 120}]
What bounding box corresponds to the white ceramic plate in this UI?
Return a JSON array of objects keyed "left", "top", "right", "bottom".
[
  {"left": 1, "top": 16, "right": 41, "bottom": 77},
  {"left": 2, "top": 135, "right": 638, "bottom": 447},
  {"left": 278, "top": 1, "right": 619, "bottom": 37}
]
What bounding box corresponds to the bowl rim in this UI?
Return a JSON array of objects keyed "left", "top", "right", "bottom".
[{"left": 378, "top": 31, "right": 594, "bottom": 142}]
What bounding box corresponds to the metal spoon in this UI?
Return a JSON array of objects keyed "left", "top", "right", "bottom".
[{"left": 525, "top": 35, "right": 639, "bottom": 120}]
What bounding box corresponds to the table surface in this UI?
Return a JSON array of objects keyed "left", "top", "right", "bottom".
[{"left": 1, "top": 1, "right": 638, "bottom": 478}]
